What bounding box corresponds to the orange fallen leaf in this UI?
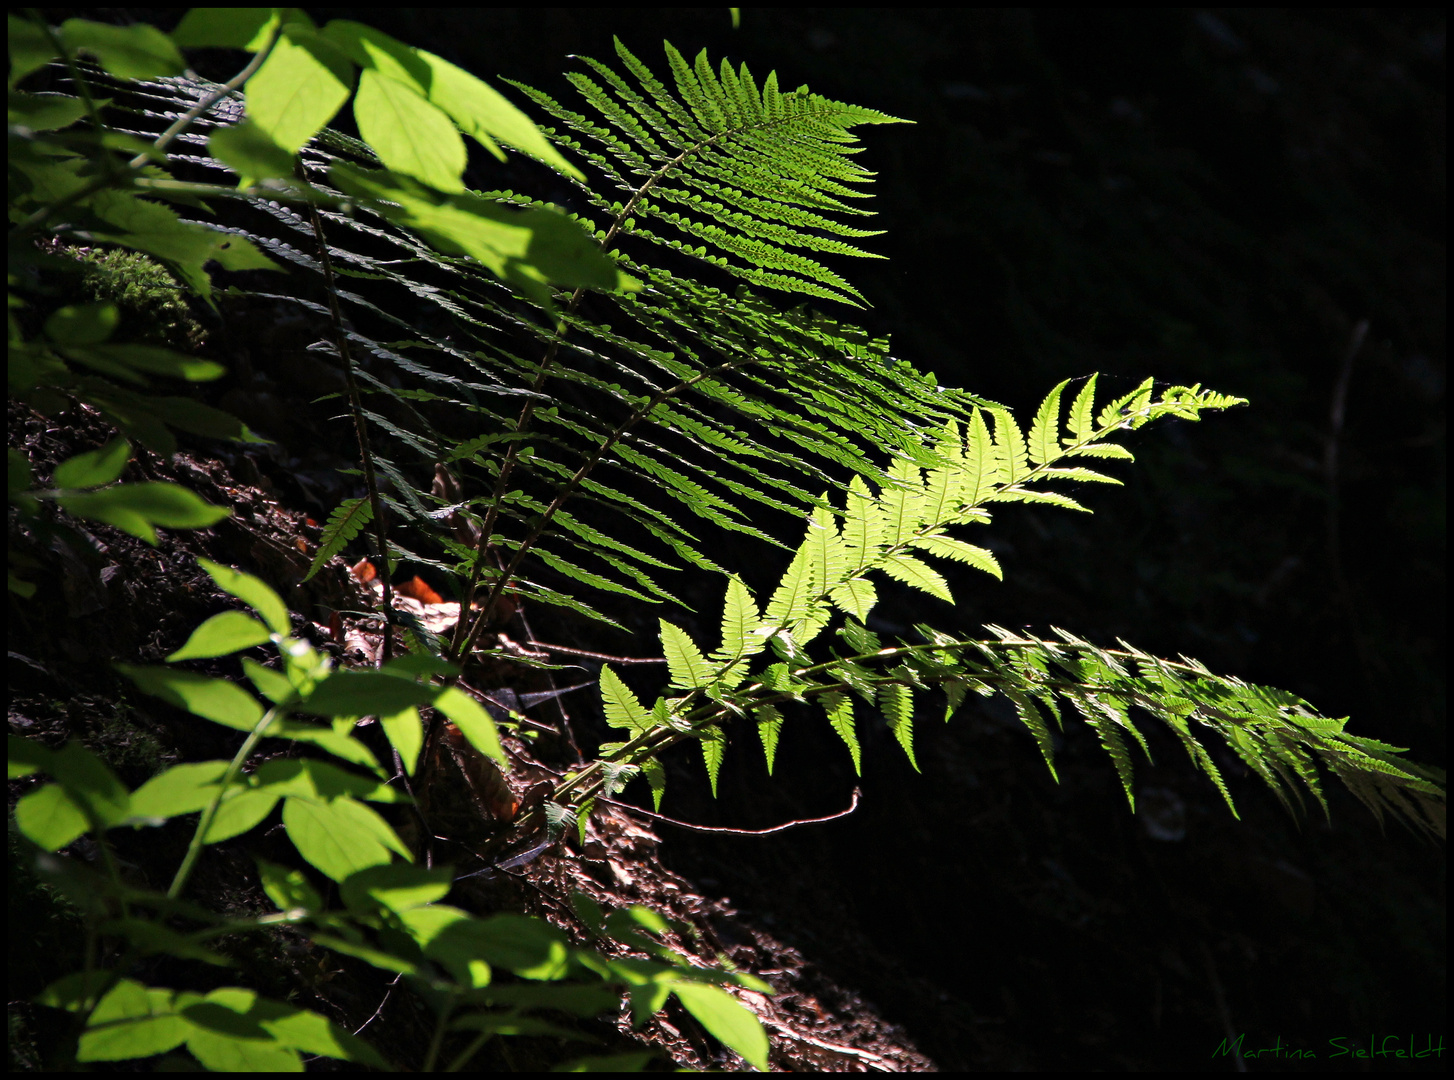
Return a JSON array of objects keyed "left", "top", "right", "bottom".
[
  {"left": 350, "top": 558, "right": 377, "bottom": 584},
  {"left": 396, "top": 575, "right": 444, "bottom": 605}
]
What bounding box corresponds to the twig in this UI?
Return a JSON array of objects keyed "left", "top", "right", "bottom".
[
  {"left": 352, "top": 973, "right": 402, "bottom": 1036},
  {"left": 523, "top": 640, "right": 667, "bottom": 665},
  {"left": 596, "top": 787, "right": 861, "bottom": 836}
]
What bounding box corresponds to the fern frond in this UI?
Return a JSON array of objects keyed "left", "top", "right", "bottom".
[{"left": 304, "top": 497, "right": 373, "bottom": 582}]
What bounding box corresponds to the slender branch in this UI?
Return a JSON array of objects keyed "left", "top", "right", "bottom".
[
  {"left": 521, "top": 640, "right": 666, "bottom": 665},
  {"left": 596, "top": 786, "right": 860, "bottom": 835},
  {"left": 302, "top": 172, "right": 396, "bottom": 662}
]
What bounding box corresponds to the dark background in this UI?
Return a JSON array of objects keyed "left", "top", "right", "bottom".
[
  {"left": 26, "top": 7, "right": 1447, "bottom": 1071},
  {"left": 321, "top": 6, "right": 1447, "bottom": 1071}
]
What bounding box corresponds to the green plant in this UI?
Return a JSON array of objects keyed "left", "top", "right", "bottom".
[{"left": 7, "top": 8, "right": 1445, "bottom": 1075}]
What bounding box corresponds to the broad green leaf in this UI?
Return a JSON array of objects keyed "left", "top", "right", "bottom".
[
  {"left": 60, "top": 19, "right": 185, "bottom": 79},
  {"left": 435, "top": 686, "right": 505, "bottom": 764},
  {"left": 660, "top": 620, "right": 713, "bottom": 689},
  {"left": 184, "top": 1025, "right": 302, "bottom": 1071},
  {"left": 167, "top": 611, "right": 271, "bottom": 661},
  {"left": 8, "top": 91, "right": 91, "bottom": 131},
  {"left": 127, "top": 761, "right": 230, "bottom": 821},
  {"left": 52, "top": 438, "right": 130, "bottom": 491},
  {"left": 599, "top": 664, "right": 652, "bottom": 735},
  {"left": 208, "top": 118, "right": 296, "bottom": 187},
  {"left": 354, "top": 67, "right": 466, "bottom": 192},
  {"left": 101, "top": 917, "right": 233, "bottom": 967},
  {"left": 380, "top": 705, "right": 423, "bottom": 776},
  {"left": 244, "top": 24, "right": 353, "bottom": 154},
  {"left": 880, "top": 553, "right": 953, "bottom": 602},
  {"left": 416, "top": 49, "right": 584, "bottom": 179},
  {"left": 199, "top": 558, "right": 292, "bottom": 642},
  {"left": 14, "top": 784, "right": 90, "bottom": 851},
  {"left": 186, "top": 988, "right": 389, "bottom": 1068},
  {"left": 401, "top": 908, "right": 569, "bottom": 981},
  {"left": 8, "top": 14, "right": 56, "bottom": 89},
  {"left": 45, "top": 739, "right": 131, "bottom": 826},
  {"left": 35, "top": 970, "right": 114, "bottom": 1013},
  {"left": 8, "top": 734, "right": 50, "bottom": 778},
  {"left": 282, "top": 796, "right": 398, "bottom": 882},
  {"left": 822, "top": 691, "right": 860, "bottom": 775},
  {"left": 203, "top": 787, "right": 281, "bottom": 843},
  {"left": 64, "top": 344, "right": 226, "bottom": 382},
  {"left": 256, "top": 857, "right": 325, "bottom": 914},
  {"left": 171, "top": 8, "right": 282, "bottom": 50},
  {"left": 242, "top": 658, "right": 295, "bottom": 704},
  {"left": 77, "top": 980, "right": 188, "bottom": 1062},
  {"left": 670, "top": 981, "right": 768, "bottom": 1071},
  {"left": 340, "top": 863, "right": 453, "bottom": 917},
  {"left": 58, "top": 483, "right": 229, "bottom": 544},
  {"left": 300, "top": 670, "right": 433, "bottom": 717},
  {"left": 249, "top": 758, "right": 403, "bottom": 803},
  {"left": 117, "top": 665, "right": 265, "bottom": 731},
  {"left": 44, "top": 303, "right": 118, "bottom": 346},
  {"left": 880, "top": 683, "right": 918, "bottom": 771}
]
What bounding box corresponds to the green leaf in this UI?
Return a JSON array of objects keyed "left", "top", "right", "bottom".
[
  {"left": 380, "top": 705, "right": 423, "bottom": 776},
  {"left": 340, "top": 863, "right": 453, "bottom": 917},
  {"left": 714, "top": 575, "right": 761, "bottom": 660},
  {"left": 60, "top": 19, "right": 185, "bottom": 80},
  {"left": 434, "top": 686, "right": 506, "bottom": 764},
  {"left": 171, "top": 8, "right": 282, "bottom": 50},
  {"left": 256, "top": 856, "right": 325, "bottom": 913},
  {"left": 8, "top": 734, "right": 50, "bottom": 778},
  {"left": 880, "top": 682, "right": 918, "bottom": 771},
  {"left": 991, "top": 407, "right": 1029, "bottom": 485},
  {"left": 203, "top": 787, "right": 282, "bottom": 843},
  {"left": 880, "top": 553, "right": 953, "bottom": 603},
  {"left": 764, "top": 538, "right": 814, "bottom": 628},
  {"left": 8, "top": 91, "right": 91, "bottom": 131},
  {"left": 1066, "top": 374, "right": 1099, "bottom": 445},
  {"left": 754, "top": 704, "right": 783, "bottom": 775},
  {"left": 699, "top": 726, "right": 726, "bottom": 797},
  {"left": 828, "top": 576, "right": 877, "bottom": 622},
  {"left": 1028, "top": 379, "right": 1068, "bottom": 465},
  {"left": 599, "top": 664, "right": 652, "bottom": 735},
  {"left": 166, "top": 611, "right": 272, "bottom": 661},
  {"left": 822, "top": 691, "right": 860, "bottom": 775},
  {"left": 208, "top": 118, "right": 297, "bottom": 187},
  {"left": 660, "top": 620, "right": 713, "bottom": 690},
  {"left": 243, "top": 23, "right": 354, "bottom": 154},
  {"left": 117, "top": 665, "right": 265, "bottom": 731},
  {"left": 300, "top": 670, "right": 433, "bottom": 717},
  {"left": 282, "top": 796, "right": 402, "bottom": 882},
  {"left": 8, "top": 14, "right": 56, "bottom": 89},
  {"left": 415, "top": 49, "right": 584, "bottom": 179},
  {"left": 909, "top": 534, "right": 1002, "bottom": 580},
  {"left": 353, "top": 68, "right": 466, "bottom": 193},
  {"left": 57, "top": 483, "right": 230, "bottom": 544},
  {"left": 77, "top": 979, "right": 188, "bottom": 1062},
  {"left": 242, "top": 658, "right": 296, "bottom": 704},
  {"left": 302, "top": 497, "right": 373, "bottom": 583},
  {"left": 44, "top": 302, "right": 118, "bottom": 346},
  {"left": 14, "top": 784, "right": 90, "bottom": 851},
  {"left": 127, "top": 761, "right": 230, "bottom": 821},
  {"left": 40, "top": 438, "right": 131, "bottom": 497},
  {"left": 670, "top": 981, "right": 769, "bottom": 1071}
]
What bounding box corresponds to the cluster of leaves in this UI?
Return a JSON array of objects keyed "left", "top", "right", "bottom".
[
  {"left": 10, "top": 560, "right": 770, "bottom": 1070},
  {"left": 8, "top": 8, "right": 774, "bottom": 1071}
]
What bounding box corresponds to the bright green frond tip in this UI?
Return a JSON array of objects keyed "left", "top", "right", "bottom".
[{"left": 513, "top": 39, "right": 908, "bottom": 306}]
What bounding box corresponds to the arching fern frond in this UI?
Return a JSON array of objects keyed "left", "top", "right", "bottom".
[{"left": 512, "top": 38, "right": 908, "bottom": 306}]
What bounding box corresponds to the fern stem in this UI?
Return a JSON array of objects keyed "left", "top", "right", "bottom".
[{"left": 302, "top": 178, "right": 397, "bottom": 660}]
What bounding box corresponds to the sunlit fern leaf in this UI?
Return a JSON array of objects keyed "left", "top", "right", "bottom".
[
  {"left": 754, "top": 704, "right": 784, "bottom": 775},
  {"left": 879, "top": 682, "right": 918, "bottom": 772},
  {"left": 304, "top": 497, "right": 373, "bottom": 582},
  {"left": 513, "top": 38, "right": 907, "bottom": 307},
  {"left": 821, "top": 691, "right": 860, "bottom": 775}
]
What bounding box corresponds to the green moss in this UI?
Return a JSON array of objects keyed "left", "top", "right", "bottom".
[{"left": 74, "top": 247, "right": 207, "bottom": 351}]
